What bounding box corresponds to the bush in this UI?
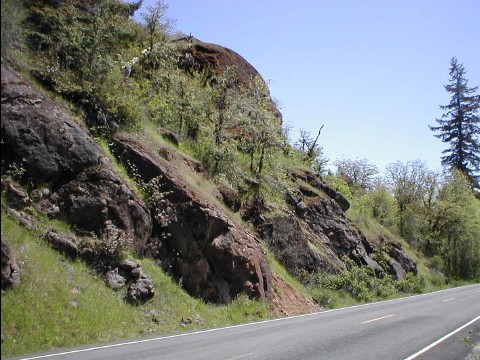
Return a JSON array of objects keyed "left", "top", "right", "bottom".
[
  {"left": 87, "top": 220, "right": 132, "bottom": 265},
  {"left": 306, "top": 257, "right": 425, "bottom": 305},
  {"left": 395, "top": 273, "right": 424, "bottom": 294}
]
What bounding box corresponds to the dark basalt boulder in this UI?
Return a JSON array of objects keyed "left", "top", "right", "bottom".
[
  {"left": 389, "top": 244, "right": 418, "bottom": 275},
  {"left": 1, "top": 179, "right": 31, "bottom": 209},
  {"left": 1, "top": 234, "right": 21, "bottom": 290},
  {"left": 105, "top": 259, "right": 155, "bottom": 303},
  {"left": 50, "top": 166, "right": 152, "bottom": 255},
  {"left": 387, "top": 259, "right": 407, "bottom": 280},
  {"left": 44, "top": 230, "right": 78, "bottom": 259},
  {"left": 1, "top": 65, "right": 103, "bottom": 188},
  {"left": 218, "top": 185, "right": 241, "bottom": 213},
  {"left": 113, "top": 133, "right": 274, "bottom": 303}
]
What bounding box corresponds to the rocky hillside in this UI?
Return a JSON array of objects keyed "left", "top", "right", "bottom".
[
  {"left": 1, "top": 44, "right": 416, "bottom": 312},
  {"left": 1, "top": 0, "right": 419, "bottom": 320},
  {"left": 1, "top": 63, "right": 318, "bottom": 314}
]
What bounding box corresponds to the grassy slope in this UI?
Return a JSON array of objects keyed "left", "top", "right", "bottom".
[
  {"left": 1, "top": 115, "right": 460, "bottom": 357},
  {"left": 0, "top": 118, "right": 309, "bottom": 358},
  {"left": 0, "top": 214, "right": 272, "bottom": 358}
]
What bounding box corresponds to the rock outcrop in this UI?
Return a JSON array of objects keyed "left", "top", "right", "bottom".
[
  {"left": 106, "top": 259, "right": 155, "bottom": 303},
  {"left": 182, "top": 42, "right": 259, "bottom": 87},
  {"left": 1, "top": 65, "right": 103, "bottom": 188},
  {"left": 258, "top": 169, "right": 416, "bottom": 280},
  {"left": 179, "top": 41, "right": 282, "bottom": 121},
  {"left": 1, "top": 234, "right": 21, "bottom": 289},
  {"left": 1, "top": 64, "right": 152, "bottom": 257},
  {"left": 389, "top": 243, "right": 417, "bottom": 276},
  {"left": 1, "top": 64, "right": 310, "bottom": 312},
  {"left": 112, "top": 133, "right": 274, "bottom": 304},
  {"left": 1, "top": 41, "right": 417, "bottom": 316},
  {"left": 49, "top": 167, "right": 152, "bottom": 254}
]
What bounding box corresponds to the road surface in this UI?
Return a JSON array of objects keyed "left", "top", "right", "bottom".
[{"left": 10, "top": 284, "right": 480, "bottom": 360}]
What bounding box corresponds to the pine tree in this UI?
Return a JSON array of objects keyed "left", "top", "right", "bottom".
[{"left": 430, "top": 57, "right": 480, "bottom": 187}]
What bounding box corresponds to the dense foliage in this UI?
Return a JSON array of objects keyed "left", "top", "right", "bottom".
[{"left": 347, "top": 162, "right": 480, "bottom": 280}]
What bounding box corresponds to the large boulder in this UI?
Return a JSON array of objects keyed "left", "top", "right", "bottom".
[
  {"left": 113, "top": 133, "right": 274, "bottom": 303},
  {"left": 44, "top": 230, "right": 78, "bottom": 259},
  {"left": 389, "top": 244, "right": 417, "bottom": 275},
  {"left": 184, "top": 42, "right": 260, "bottom": 87},
  {"left": 1, "top": 64, "right": 152, "bottom": 257},
  {"left": 1, "top": 234, "right": 21, "bottom": 289},
  {"left": 1, "top": 65, "right": 103, "bottom": 188},
  {"left": 179, "top": 41, "right": 282, "bottom": 122},
  {"left": 105, "top": 259, "right": 155, "bottom": 303},
  {"left": 49, "top": 166, "right": 152, "bottom": 255}
]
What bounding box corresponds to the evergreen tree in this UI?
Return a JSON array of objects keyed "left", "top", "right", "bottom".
[{"left": 430, "top": 57, "right": 480, "bottom": 187}]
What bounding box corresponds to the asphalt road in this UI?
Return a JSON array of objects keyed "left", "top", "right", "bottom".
[{"left": 11, "top": 284, "right": 480, "bottom": 360}]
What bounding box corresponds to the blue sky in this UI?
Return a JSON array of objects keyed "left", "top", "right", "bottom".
[{"left": 138, "top": 0, "right": 480, "bottom": 173}]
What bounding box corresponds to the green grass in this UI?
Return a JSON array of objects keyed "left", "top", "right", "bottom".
[
  {"left": 309, "top": 287, "right": 358, "bottom": 309},
  {"left": 95, "top": 137, "right": 142, "bottom": 196},
  {"left": 1, "top": 213, "right": 270, "bottom": 358}
]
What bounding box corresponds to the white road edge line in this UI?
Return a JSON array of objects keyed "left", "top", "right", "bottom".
[
  {"left": 15, "top": 284, "right": 480, "bottom": 360},
  {"left": 442, "top": 297, "right": 455, "bottom": 302},
  {"left": 361, "top": 314, "right": 394, "bottom": 324},
  {"left": 404, "top": 315, "right": 480, "bottom": 360},
  {"left": 226, "top": 353, "right": 254, "bottom": 360}
]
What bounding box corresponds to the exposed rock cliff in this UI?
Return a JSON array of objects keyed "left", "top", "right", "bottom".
[
  {"left": 112, "top": 133, "right": 274, "bottom": 303},
  {"left": 254, "top": 169, "right": 416, "bottom": 281},
  {"left": 1, "top": 64, "right": 315, "bottom": 313},
  {"left": 1, "top": 33, "right": 417, "bottom": 313},
  {"left": 1, "top": 65, "right": 103, "bottom": 188}
]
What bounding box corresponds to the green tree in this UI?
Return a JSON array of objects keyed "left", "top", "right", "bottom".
[
  {"left": 206, "top": 67, "right": 239, "bottom": 175},
  {"left": 385, "top": 160, "right": 435, "bottom": 242},
  {"left": 25, "top": 0, "right": 142, "bottom": 89},
  {"left": 430, "top": 57, "right": 480, "bottom": 187},
  {"left": 334, "top": 157, "right": 379, "bottom": 192},
  {"left": 295, "top": 127, "right": 328, "bottom": 174},
  {"left": 426, "top": 171, "right": 480, "bottom": 279},
  {"left": 243, "top": 76, "right": 283, "bottom": 177},
  {"left": 358, "top": 180, "right": 398, "bottom": 228},
  {"left": 141, "top": 0, "right": 173, "bottom": 52}
]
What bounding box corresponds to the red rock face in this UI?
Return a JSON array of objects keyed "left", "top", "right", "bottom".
[
  {"left": 180, "top": 41, "right": 283, "bottom": 122},
  {"left": 113, "top": 133, "right": 274, "bottom": 303},
  {"left": 1, "top": 64, "right": 317, "bottom": 313},
  {"left": 189, "top": 42, "right": 260, "bottom": 86}
]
